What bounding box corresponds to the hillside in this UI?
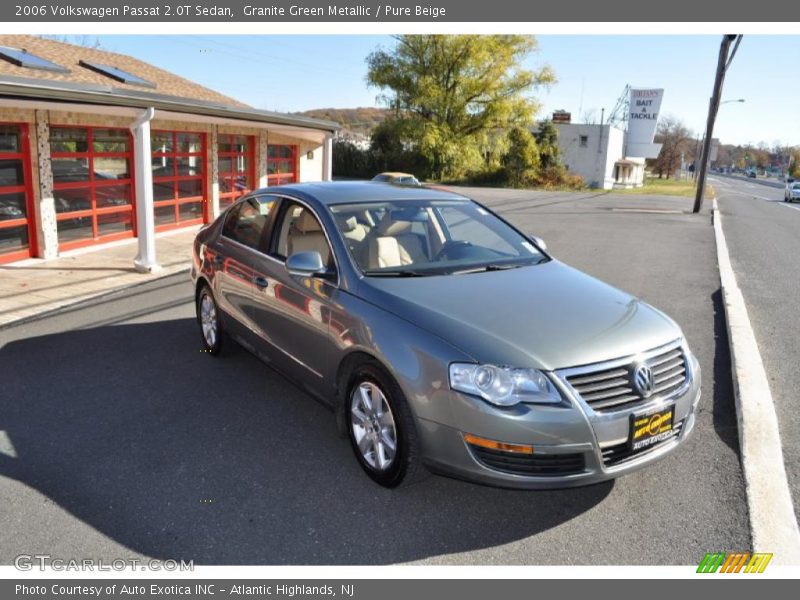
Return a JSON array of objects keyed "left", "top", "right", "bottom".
[{"left": 297, "top": 107, "right": 391, "bottom": 137}]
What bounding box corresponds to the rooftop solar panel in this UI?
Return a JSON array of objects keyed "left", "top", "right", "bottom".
[
  {"left": 0, "top": 46, "right": 70, "bottom": 73},
  {"left": 79, "top": 60, "right": 155, "bottom": 88}
]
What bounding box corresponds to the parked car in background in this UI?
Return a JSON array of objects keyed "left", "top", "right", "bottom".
[
  {"left": 372, "top": 172, "right": 421, "bottom": 187},
  {"left": 785, "top": 181, "right": 800, "bottom": 203},
  {"left": 747, "top": 170, "right": 757, "bottom": 178},
  {"left": 191, "top": 182, "right": 700, "bottom": 489}
]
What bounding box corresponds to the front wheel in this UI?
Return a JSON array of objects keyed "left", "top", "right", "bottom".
[
  {"left": 197, "top": 285, "right": 224, "bottom": 355},
  {"left": 346, "top": 363, "right": 424, "bottom": 487}
]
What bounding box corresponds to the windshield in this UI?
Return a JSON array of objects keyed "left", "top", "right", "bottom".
[
  {"left": 329, "top": 199, "right": 547, "bottom": 276},
  {"left": 791, "top": 183, "right": 800, "bottom": 190}
]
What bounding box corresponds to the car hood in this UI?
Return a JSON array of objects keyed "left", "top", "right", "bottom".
[{"left": 357, "top": 260, "right": 681, "bottom": 371}]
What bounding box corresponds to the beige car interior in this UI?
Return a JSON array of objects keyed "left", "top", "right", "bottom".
[
  {"left": 278, "top": 206, "right": 331, "bottom": 266},
  {"left": 367, "top": 213, "right": 430, "bottom": 269}
]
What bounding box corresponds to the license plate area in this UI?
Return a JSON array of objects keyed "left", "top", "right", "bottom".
[{"left": 629, "top": 404, "right": 675, "bottom": 452}]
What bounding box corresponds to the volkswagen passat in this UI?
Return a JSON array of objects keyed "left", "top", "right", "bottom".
[{"left": 191, "top": 182, "right": 701, "bottom": 488}]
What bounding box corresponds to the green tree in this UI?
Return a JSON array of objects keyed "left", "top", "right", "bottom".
[
  {"left": 790, "top": 148, "right": 800, "bottom": 178},
  {"left": 332, "top": 138, "right": 373, "bottom": 179},
  {"left": 370, "top": 118, "right": 406, "bottom": 156},
  {"left": 366, "top": 35, "right": 555, "bottom": 180},
  {"left": 502, "top": 127, "right": 540, "bottom": 187},
  {"left": 533, "top": 120, "right": 561, "bottom": 169}
]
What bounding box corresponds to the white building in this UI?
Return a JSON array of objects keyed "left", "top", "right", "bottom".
[{"left": 552, "top": 122, "right": 645, "bottom": 190}]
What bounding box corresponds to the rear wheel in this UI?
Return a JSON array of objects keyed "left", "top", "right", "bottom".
[
  {"left": 197, "top": 285, "right": 223, "bottom": 355},
  {"left": 346, "top": 363, "right": 425, "bottom": 487}
]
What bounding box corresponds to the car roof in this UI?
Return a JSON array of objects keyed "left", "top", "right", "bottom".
[
  {"left": 376, "top": 172, "right": 415, "bottom": 178},
  {"left": 252, "top": 181, "right": 470, "bottom": 206}
]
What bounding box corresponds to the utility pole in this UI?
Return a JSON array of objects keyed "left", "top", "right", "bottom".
[{"left": 693, "top": 34, "right": 743, "bottom": 214}]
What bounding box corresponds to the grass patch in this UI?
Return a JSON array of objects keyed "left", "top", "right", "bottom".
[{"left": 613, "top": 177, "right": 713, "bottom": 198}]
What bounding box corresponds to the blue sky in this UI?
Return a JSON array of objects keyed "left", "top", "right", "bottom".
[{"left": 90, "top": 35, "right": 800, "bottom": 147}]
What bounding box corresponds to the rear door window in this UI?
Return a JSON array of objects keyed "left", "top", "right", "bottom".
[{"left": 221, "top": 196, "right": 276, "bottom": 250}]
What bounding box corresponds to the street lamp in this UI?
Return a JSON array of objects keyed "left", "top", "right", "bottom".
[{"left": 694, "top": 99, "right": 744, "bottom": 176}]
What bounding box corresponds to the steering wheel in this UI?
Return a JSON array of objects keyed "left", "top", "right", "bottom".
[{"left": 434, "top": 240, "right": 472, "bottom": 261}]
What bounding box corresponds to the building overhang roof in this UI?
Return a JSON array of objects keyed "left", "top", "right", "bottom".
[{"left": 0, "top": 74, "right": 340, "bottom": 134}]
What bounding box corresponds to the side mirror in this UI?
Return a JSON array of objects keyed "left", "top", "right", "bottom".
[
  {"left": 286, "top": 251, "right": 327, "bottom": 277},
  {"left": 529, "top": 235, "right": 547, "bottom": 251}
]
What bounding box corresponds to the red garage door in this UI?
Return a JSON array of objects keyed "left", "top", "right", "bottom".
[
  {"left": 267, "top": 144, "right": 298, "bottom": 186},
  {"left": 218, "top": 134, "right": 254, "bottom": 209},
  {"left": 151, "top": 130, "right": 207, "bottom": 231},
  {"left": 50, "top": 126, "right": 136, "bottom": 250},
  {"left": 0, "top": 123, "right": 36, "bottom": 263}
]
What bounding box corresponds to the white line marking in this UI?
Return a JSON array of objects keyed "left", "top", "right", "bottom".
[
  {"left": 713, "top": 198, "right": 800, "bottom": 564},
  {"left": 779, "top": 203, "right": 800, "bottom": 212},
  {"left": 610, "top": 208, "right": 683, "bottom": 214}
]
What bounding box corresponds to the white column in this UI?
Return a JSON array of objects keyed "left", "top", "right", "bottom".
[
  {"left": 130, "top": 108, "right": 161, "bottom": 273},
  {"left": 322, "top": 134, "right": 333, "bottom": 181}
]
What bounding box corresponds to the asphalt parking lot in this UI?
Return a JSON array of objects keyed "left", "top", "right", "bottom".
[{"left": 0, "top": 188, "right": 750, "bottom": 565}]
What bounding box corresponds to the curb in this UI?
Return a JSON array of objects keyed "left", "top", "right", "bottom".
[
  {"left": 0, "top": 267, "right": 190, "bottom": 332},
  {"left": 712, "top": 197, "right": 800, "bottom": 564}
]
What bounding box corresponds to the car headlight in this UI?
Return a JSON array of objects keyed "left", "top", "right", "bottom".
[{"left": 449, "top": 363, "right": 562, "bottom": 406}]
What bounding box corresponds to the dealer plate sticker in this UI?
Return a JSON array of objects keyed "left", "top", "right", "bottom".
[{"left": 630, "top": 405, "right": 675, "bottom": 452}]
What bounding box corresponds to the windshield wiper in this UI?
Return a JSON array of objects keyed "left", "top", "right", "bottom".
[
  {"left": 452, "top": 263, "right": 525, "bottom": 275},
  {"left": 362, "top": 269, "right": 432, "bottom": 277}
]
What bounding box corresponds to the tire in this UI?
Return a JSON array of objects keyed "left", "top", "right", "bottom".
[
  {"left": 345, "top": 362, "right": 426, "bottom": 488},
  {"left": 197, "top": 284, "right": 224, "bottom": 355}
]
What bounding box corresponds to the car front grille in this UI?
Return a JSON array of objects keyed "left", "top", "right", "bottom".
[
  {"left": 564, "top": 344, "right": 688, "bottom": 412},
  {"left": 601, "top": 419, "right": 685, "bottom": 467},
  {"left": 468, "top": 445, "right": 585, "bottom": 477}
]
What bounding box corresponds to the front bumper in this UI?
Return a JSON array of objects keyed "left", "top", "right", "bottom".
[{"left": 417, "top": 343, "right": 701, "bottom": 489}]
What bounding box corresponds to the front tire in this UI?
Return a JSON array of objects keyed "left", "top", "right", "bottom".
[
  {"left": 345, "top": 363, "right": 424, "bottom": 487},
  {"left": 197, "top": 285, "right": 223, "bottom": 355}
]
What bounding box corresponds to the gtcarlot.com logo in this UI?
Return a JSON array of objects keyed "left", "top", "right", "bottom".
[
  {"left": 697, "top": 552, "right": 773, "bottom": 573},
  {"left": 14, "top": 554, "right": 193, "bottom": 571}
]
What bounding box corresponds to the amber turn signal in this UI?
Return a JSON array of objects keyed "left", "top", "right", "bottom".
[{"left": 463, "top": 433, "right": 534, "bottom": 454}]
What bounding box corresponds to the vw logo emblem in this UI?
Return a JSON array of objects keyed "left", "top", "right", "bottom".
[{"left": 633, "top": 364, "right": 655, "bottom": 398}]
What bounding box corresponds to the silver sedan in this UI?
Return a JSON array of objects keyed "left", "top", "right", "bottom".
[{"left": 191, "top": 182, "right": 700, "bottom": 488}]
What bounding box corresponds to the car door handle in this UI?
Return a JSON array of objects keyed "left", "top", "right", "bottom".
[{"left": 254, "top": 276, "right": 269, "bottom": 289}]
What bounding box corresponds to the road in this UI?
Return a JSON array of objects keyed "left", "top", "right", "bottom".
[
  {"left": 0, "top": 190, "right": 749, "bottom": 565},
  {"left": 710, "top": 174, "right": 800, "bottom": 517}
]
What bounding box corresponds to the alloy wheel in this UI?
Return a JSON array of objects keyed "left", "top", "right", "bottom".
[
  {"left": 350, "top": 381, "right": 398, "bottom": 471},
  {"left": 200, "top": 293, "right": 218, "bottom": 348}
]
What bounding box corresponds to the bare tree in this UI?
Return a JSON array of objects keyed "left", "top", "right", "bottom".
[
  {"left": 652, "top": 115, "right": 693, "bottom": 179},
  {"left": 580, "top": 109, "right": 598, "bottom": 125},
  {"left": 40, "top": 35, "right": 104, "bottom": 49}
]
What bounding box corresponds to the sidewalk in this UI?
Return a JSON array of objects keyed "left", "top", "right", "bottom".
[{"left": 0, "top": 227, "right": 198, "bottom": 328}]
